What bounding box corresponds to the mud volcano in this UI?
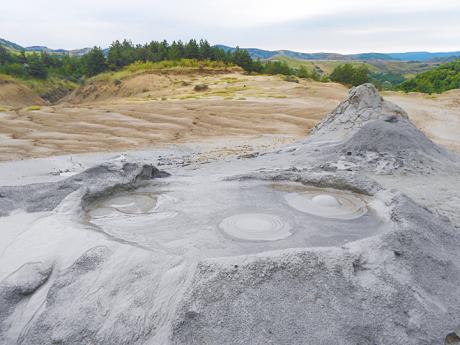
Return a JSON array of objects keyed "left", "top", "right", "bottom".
[
  {"left": 281, "top": 185, "right": 367, "bottom": 219},
  {"left": 89, "top": 193, "right": 159, "bottom": 217},
  {"left": 2, "top": 85, "right": 459, "bottom": 345},
  {"left": 85, "top": 179, "right": 389, "bottom": 255},
  {"left": 219, "top": 213, "right": 292, "bottom": 241}
]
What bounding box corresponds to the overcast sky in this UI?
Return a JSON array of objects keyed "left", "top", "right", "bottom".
[{"left": 1, "top": 0, "right": 459, "bottom": 53}]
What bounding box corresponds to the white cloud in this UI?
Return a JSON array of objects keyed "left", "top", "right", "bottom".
[{"left": 0, "top": 0, "right": 459, "bottom": 52}]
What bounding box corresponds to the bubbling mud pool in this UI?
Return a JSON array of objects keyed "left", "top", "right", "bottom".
[{"left": 84, "top": 179, "right": 391, "bottom": 257}]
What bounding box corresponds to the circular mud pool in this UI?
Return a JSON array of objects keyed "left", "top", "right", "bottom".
[
  {"left": 219, "top": 213, "right": 292, "bottom": 241},
  {"left": 88, "top": 193, "right": 160, "bottom": 218},
  {"left": 85, "top": 179, "right": 390, "bottom": 257},
  {"left": 283, "top": 189, "right": 367, "bottom": 220}
]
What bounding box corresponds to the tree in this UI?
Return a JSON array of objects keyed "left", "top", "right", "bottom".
[
  {"left": 17, "top": 50, "right": 27, "bottom": 64},
  {"left": 232, "top": 47, "right": 253, "bottom": 72},
  {"left": 399, "top": 59, "right": 460, "bottom": 94},
  {"left": 330, "top": 63, "right": 369, "bottom": 86},
  {"left": 0, "top": 45, "right": 12, "bottom": 65},
  {"left": 107, "top": 40, "right": 124, "bottom": 70},
  {"left": 262, "top": 60, "right": 293, "bottom": 75},
  {"left": 169, "top": 41, "right": 184, "bottom": 60},
  {"left": 26, "top": 54, "right": 47, "bottom": 78},
  {"left": 185, "top": 39, "right": 200, "bottom": 59},
  {"left": 158, "top": 40, "right": 169, "bottom": 61},
  {"left": 199, "top": 39, "right": 212, "bottom": 60},
  {"left": 83, "top": 47, "right": 107, "bottom": 77}
]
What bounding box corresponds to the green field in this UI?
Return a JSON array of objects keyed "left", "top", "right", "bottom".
[{"left": 269, "top": 55, "right": 441, "bottom": 77}]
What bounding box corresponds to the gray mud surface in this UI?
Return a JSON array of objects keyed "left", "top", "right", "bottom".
[{"left": 1, "top": 84, "right": 459, "bottom": 345}]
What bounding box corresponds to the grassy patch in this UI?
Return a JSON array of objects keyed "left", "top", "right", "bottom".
[
  {"left": 92, "top": 59, "right": 235, "bottom": 83},
  {"left": 0, "top": 74, "right": 16, "bottom": 83},
  {"left": 268, "top": 95, "right": 288, "bottom": 99},
  {"left": 175, "top": 94, "right": 201, "bottom": 100},
  {"left": 207, "top": 85, "right": 247, "bottom": 97},
  {"left": 194, "top": 84, "right": 209, "bottom": 92},
  {"left": 220, "top": 77, "right": 243, "bottom": 83},
  {"left": 284, "top": 75, "right": 299, "bottom": 83}
]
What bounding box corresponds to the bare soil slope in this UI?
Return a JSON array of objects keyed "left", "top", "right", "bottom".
[
  {"left": 0, "top": 78, "right": 44, "bottom": 108},
  {"left": 0, "top": 70, "right": 459, "bottom": 161}
]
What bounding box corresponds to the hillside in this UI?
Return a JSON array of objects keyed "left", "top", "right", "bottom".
[
  {"left": 0, "top": 37, "right": 91, "bottom": 56},
  {"left": 266, "top": 55, "right": 440, "bottom": 77},
  {"left": 0, "top": 38, "right": 23, "bottom": 52},
  {"left": 399, "top": 59, "right": 460, "bottom": 94},
  {"left": 217, "top": 44, "right": 460, "bottom": 62},
  {"left": 0, "top": 75, "right": 45, "bottom": 107},
  {"left": 2, "top": 38, "right": 459, "bottom": 62}
]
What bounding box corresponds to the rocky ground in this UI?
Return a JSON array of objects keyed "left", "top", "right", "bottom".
[{"left": 0, "top": 84, "right": 459, "bottom": 344}]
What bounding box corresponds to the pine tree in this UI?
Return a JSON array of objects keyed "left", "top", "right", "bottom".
[
  {"left": 185, "top": 39, "right": 200, "bottom": 59},
  {"left": 0, "top": 45, "right": 12, "bottom": 65},
  {"left": 199, "top": 39, "right": 212, "bottom": 60},
  {"left": 232, "top": 47, "right": 253, "bottom": 72},
  {"left": 83, "top": 47, "right": 107, "bottom": 77},
  {"left": 26, "top": 54, "right": 47, "bottom": 79}
]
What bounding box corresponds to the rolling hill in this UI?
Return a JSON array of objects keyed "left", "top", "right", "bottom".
[
  {"left": 2, "top": 38, "right": 459, "bottom": 62},
  {"left": 0, "top": 38, "right": 91, "bottom": 56},
  {"left": 0, "top": 38, "right": 24, "bottom": 52},
  {"left": 216, "top": 44, "right": 460, "bottom": 62}
]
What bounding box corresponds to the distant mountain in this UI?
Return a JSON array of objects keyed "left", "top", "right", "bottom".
[
  {"left": 348, "top": 53, "right": 400, "bottom": 61},
  {"left": 216, "top": 45, "right": 460, "bottom": 62},
  {"left": 1, "top": 38, "right": 459, "bottom": 62},
  {"left": 428, "top": 55, "right": 460, "bottom": 63},
  {"left": 24, "top": 45, "right": 92, "bottom": 56},
  {"left": 386, "top": 51, "right": 460, "bottom": 62},
  {"left": 215, "top": 45, "right": 345, "bottom": 60},
  {"left": 0, "top": 38, "right": 91, "bottom": 56},
  {"left": 0, "top": 38, "right": 24, "bottom": 51}
]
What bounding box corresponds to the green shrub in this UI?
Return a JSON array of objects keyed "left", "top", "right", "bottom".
[
  {"left": 284, "top": 75, "right": 299, "bottom": 83},
  {"left": 399, "top": 59, "right": 460, "bottom": 94},
  {"left": 194, "top": 84, "right": 209, "bottom": 91},
  {"left": 330, "top": 63, "right": 370, "bottom": 86}
]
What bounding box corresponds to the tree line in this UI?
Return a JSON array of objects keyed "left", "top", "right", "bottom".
[
  {"left": 0, "top": 39, "right": 321, "bottom": 81},
  {"left": 4, "top": 39, "right": 457, "bottom": 93},
  {"left": 398, "top": 59, "right": 460, "bottom": 94}
]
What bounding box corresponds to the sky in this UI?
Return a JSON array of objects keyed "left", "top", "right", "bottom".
[{"left": 1, "top": 0, "right": 460, "bottom": 53}]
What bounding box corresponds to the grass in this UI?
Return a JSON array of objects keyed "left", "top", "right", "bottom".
[
  {"left": 271, "top": 55, "right": 441, "bottom": 76},
  {"left": 92, "top": 59, "right": 236, "bottom": 83},
  {"left": 0, "top": 72, "right": 78, "bottom": 100},
  {"left": 220, "top": 77, "right": 244, "bottom": 84},
  {"left": 207, "top": 85, "right": 247, "bottom": 97},
  {"left": 26, "top": 105, "right": 42, "bottom": 111},
  {"left": 22, "top": 77, "right": 78, "bottom": 96},
  {"left": 0, "top": 74, "right": 16, "bottom": 83},
  {"left": 174, "top": 94, "right": 201, "bottom": 100}
]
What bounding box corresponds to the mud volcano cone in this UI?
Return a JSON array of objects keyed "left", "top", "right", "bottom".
[
  {"left": 309, "top": 83, "right": 408, "bottom": 141},
  {"left": 307, "top": 83, "right": 457, "bottom": 173}
]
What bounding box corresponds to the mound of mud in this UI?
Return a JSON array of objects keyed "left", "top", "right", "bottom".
[
  {"left": 299, "top": 84, "right": 459, "bottom": 174},
  {"left": 1, "top": 158, "right": 460, "bottom": 345},
  {"left": 336, "top": 116, "right": 456, "bottom": 173},
  {"left": 309, "top": 83, "right": 407, "bottom": 140},
  {"left": 0, "top": 162, "right": 167, "bottom": 216}
]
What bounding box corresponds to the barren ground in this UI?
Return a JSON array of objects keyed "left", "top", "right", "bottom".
[{"left": 0, "top": 72, "right": 459, "bottom": 161}]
